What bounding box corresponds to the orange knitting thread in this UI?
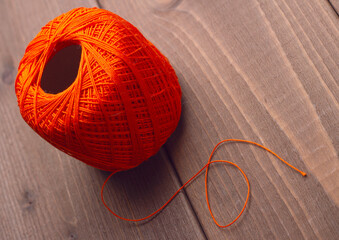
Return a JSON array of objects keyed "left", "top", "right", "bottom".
[
  {"left": 15, "top": 7, "right": 307, "bottom": 228},
  {"left": 101, "top": 139, "right": 306, "bottom": 227},
  {"left": 15, "top": 7, "right": 181, "bottom": 172}
]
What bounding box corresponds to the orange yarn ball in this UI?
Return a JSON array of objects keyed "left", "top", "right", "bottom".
[{"left": 15, "top": 7, "right": 181, "bottom": 172}]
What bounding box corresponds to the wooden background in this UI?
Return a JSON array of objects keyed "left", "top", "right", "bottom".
[{"left": 1, "top": 0, "right": 338, "bottom": 239}]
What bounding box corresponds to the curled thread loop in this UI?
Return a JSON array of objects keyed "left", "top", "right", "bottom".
[{"left": 101, "top": 139, "right": 306, "bottom": 227}]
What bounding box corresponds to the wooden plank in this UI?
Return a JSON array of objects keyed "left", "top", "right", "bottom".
[
  {"left": 0, "top": 1, "right": 205, "bottom": 239},
  {"left": 99, "top": 0, "right": 339, "bottom": 239}
]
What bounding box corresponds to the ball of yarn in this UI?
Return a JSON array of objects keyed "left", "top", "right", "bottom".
[{"left": 15, "top": 7, "right": 182, "bottom": 172}]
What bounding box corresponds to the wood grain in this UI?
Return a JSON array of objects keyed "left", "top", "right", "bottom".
[
  {"left": 0, "top": 0, "right": 338, "bottom": 239},
  {"left": 100, "top": 0, "right": 339, "bottom": 239},
  {"left": 328, "top": 0, "right": 339, "bottom": 16}
]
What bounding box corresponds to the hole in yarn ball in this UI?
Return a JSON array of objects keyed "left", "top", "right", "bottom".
[{"left": 40, "top": 44, "right": 82, "bottom": 94}]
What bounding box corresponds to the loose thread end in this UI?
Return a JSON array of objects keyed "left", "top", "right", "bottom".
[{"left": 101, "top": 139, "right": 308, "bottom": 228}]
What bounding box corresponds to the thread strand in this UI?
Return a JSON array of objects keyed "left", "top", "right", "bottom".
[{"left": 101, "top": 139, "right": 306, "bottom": 227}]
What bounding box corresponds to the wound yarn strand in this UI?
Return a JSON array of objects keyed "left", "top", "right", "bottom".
[
  {"left": 15, "top": 7, "right": 182, "bottom": 172},
  {"left": 101, "top": 139, "right": 306, "bottom": 227}
]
